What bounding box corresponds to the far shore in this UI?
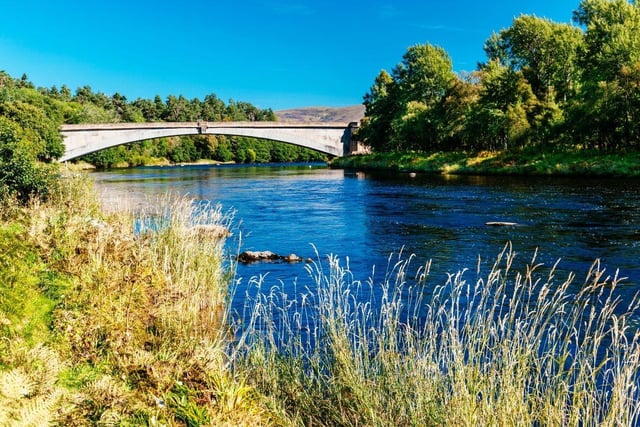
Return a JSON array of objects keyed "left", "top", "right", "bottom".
[
  {"left": 330, "top": 149, "right": 640, "bottom": 177},
  {"left": 65, "top": 159, "right": 237, "bottom": 171}
]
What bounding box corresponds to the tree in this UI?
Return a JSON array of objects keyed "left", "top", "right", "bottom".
[
  {"left": 394, "top": 44, "right": 455, "bottom": 108},
  {"left": 495, "top": 15, "right": 583, "bottom": 103},
  {"left": 574, "top": 0, "right": 640, "bottom": 83},
  {"left": 358, "top": 43, "right": 455, "bottom": 152},
  {"left": 201, "top": 94, "right": 226, "bottom": 121},
  {"left": 465, "top": 60, "right": 536, "bottom": 150},
  {"left": 0, "top": 77, "right": 63, "bottom": 202},
  {"left": 358, "top": 70, "right": 398, "bottom": 151},
  {"left": 434, "top": 72, "right": 481, "bottom": 150},
  {"left": 163, "top": 95, "right": 192, "bottom": 122},
  {"left": 132, "top": 97, "right": 162, "bottom": 121},
  {"left": 572, "top": 63, "right": 640, "bottom": 149},
  {"left": 168, "top": 137, "right": 198, "bottom": 163},
  {"left": 571, "top": 0, "right": 640, "bottom": 148}
]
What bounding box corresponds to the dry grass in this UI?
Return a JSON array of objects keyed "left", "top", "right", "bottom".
[
  {"left": 1, "top": 175, "right": 282, "bottom": 425},
  {"left": 235, "top": 245, "right": 640, "bottom": 426},
  {"left": 3, "top": 174, "right": 640, "bottom": 425}
]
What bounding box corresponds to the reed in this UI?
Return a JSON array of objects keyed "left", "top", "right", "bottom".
[{"left": 234, "top": 244, "right": 640, "bottom": 426}]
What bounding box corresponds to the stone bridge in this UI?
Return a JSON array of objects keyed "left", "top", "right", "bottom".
[{"left": 59, "top": 121, "right": 361, "bottom": 162}]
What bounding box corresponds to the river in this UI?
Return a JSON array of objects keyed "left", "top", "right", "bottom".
[{"left": 91, "top": 163, "right": 640, "bottom": 315}]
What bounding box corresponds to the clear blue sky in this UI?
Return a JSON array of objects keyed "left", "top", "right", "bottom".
[{"left": 0, "top": 0, "right": 579, "bottom": 111}]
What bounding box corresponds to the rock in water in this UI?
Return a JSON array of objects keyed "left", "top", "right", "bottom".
[
  {"left": 237, "top": 250, "right": 279, "bottom": 263},
  {"left": 282, "top": 253, "right": 303, "bottom": 263}
]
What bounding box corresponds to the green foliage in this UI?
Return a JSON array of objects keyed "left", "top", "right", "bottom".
[
  {"left": 0, "top": 222, "right": 62, "bottom": 346},
  {"left": 359, "top": 70, "right": 397, "bottom": 151},
  {"left": 165, "top": 382, "right": 211, "bottom": 426},
  {"left": 465, "top": 60, "right": 537, "bottom": 150},
  {"left": 361, "top": 1, "right": 640, "bottom": 154},
  {"left": 569, "top": 0, "right": 640, "bottom": 149},
  {"left": 0, "top": 73, "right": 64, "bottom": 203},
  {"left": 493, "top": 15, "right": 583, "bottom": 103},
  {"left": 358, "top": 43, "right": 455, "bottom": 152},
  {"left": 574, "top": 0, "right": 640, "bottom": 82},
  {"left": 332, "top": 148, "right": 640, "bottom": 176}
]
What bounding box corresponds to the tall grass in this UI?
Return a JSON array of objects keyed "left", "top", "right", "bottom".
[
  {"left": 234, "top": 245, "right": 640, "bottom": 426},
  {"left": 1, "top": 176, "right": 283, "bottom": 425},
  {"left": 3, "top": 174, "right": 640, "bottom": 425}
]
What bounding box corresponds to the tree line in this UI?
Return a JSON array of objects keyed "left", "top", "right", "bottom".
[
  {"left": 0, "top": 71, "right": 326, "bottom": 200},
  {"left": 358, "top": 0, "right": 640, "bottom": 154},
  {"left": 39, "top": 83, "right": 325, "bottom": 167}
]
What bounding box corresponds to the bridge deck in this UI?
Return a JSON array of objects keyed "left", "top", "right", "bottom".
[{"left": 60, "top": 121, "right": 352, "bottom": 131}]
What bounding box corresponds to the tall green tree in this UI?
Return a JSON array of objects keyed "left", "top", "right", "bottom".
[
  {"left": 0, "top": 75, "right": 63, "bottom": 202},
  {"left": 571, "top": 0, "right": 640, "bottom": 148},
  {"left": 358, "top": 70, "right": 398, "bottom": 151},
  {"left": 434, "top": 72, "right": 481, "bottom": 150},
  {"left": 392, "top": 44, "right": 455, "bottom": 150},
  {"left": 465, "top": 60, "right": 536, "bottom": 150},
  {"left": 494, "top": 15, "right": 583, "bottom": 103},
  {"left": 358, "top": 43, "right": 455, "bottom": 152},
  {"left": 394, "top": 44, "right": 454, "bottom": 106},
  {"left": 574, "top": 0, "right": 640, "bottom": 83}
]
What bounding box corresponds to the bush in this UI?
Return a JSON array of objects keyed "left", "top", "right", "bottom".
[
  {"left": 0, "top": 148, "right": 59, "bottom": 203},
  {"left": 1, "top": 78, "right": 63, "bottom": 203}
]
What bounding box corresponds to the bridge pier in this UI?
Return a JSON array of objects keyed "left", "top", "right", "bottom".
[{"left": 346, "top": 122, "right": 369, "bottom": 155}]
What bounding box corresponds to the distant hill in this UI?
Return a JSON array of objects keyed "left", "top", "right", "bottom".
[{"left": 275, "top": 105, "right": 365, "bottom": 123}]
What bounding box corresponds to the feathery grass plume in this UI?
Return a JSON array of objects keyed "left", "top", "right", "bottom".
[{"left": 234, "top": 243, "right": 640, "bottom": 426}]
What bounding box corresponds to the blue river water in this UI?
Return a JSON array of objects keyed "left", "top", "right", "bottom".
[{"left": 92, "top": 163, "right": 640, "bottom": 315}]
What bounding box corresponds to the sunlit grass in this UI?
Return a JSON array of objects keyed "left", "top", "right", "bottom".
[
  {"left": 331, "top": 149, "right": 640, "bottom": 177},
  {"left": 0, "top": 176, "right": 281, "bottom": 425},
  {"left": 2, "top": 173, "right": 640, "bottom": 425},
  {"left": 234, "top": 245, "right": 640, "bottom": 426}
]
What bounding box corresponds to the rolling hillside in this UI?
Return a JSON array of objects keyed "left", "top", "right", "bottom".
[{"left": 275, "top": 105, "right": 365, "bottom": 123}]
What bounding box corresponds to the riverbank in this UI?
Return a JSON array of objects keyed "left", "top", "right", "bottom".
[
  {"left": 330, "top": 149, "right": 640, "bottom": 177},
  {"left": 66, "top": 158, "right": 237, "bottom": 171},
  {"left": 2, "top": 174, "right": 640, "bottom": 425},
  {"left": 0, "top": 178, "right": 273, "bottom": 425}
]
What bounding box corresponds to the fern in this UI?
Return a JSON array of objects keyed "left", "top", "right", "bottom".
[
  {"left": 0, "top": 344, "right": 71, "bottom": 426},
  {"left": 0, "top": 368, "right": 34, "bottom": 400},
  {"left": 15, "top": 389, "right": 62, "bottom": 427}
]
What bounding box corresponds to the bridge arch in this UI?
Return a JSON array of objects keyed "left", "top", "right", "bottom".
[{"left": 59, "top": 121, "right": 358, "bottom": 162}]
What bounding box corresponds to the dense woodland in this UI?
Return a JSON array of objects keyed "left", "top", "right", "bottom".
[{"left": 358, "top": 0, "right": 640, "bottom": 154}]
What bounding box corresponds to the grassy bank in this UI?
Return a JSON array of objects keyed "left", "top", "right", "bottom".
[
  {"left": 330, "top": 149, "right": 640, "bottom": 177},
  {"left": 0, "top": 177, "right": 278, "bottom": 425},
  {"left": 2, "top": 176, "right": 640, "bottom": 425}
]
